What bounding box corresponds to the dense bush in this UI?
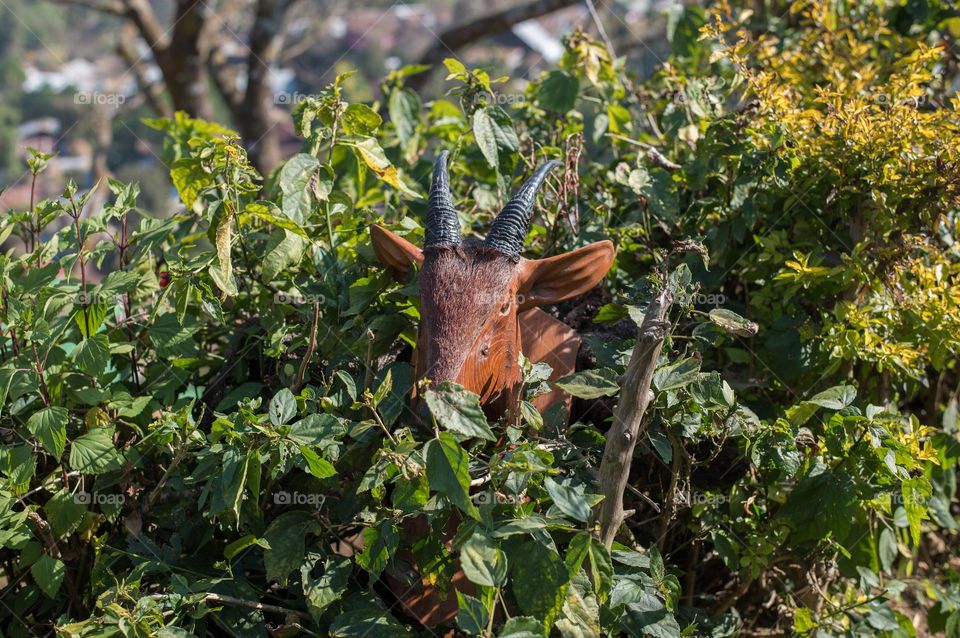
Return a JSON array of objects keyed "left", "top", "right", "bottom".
[{"left": 0, "top": 1, "right": 957, "bottom": 636}]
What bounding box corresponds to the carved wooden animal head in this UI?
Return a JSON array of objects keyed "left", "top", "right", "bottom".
[{"left": 371, "top": 152, "right": 615, "bottom": 417}]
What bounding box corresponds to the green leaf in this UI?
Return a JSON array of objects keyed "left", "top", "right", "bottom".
[
  {"left": 473, "top": 108, "right": 499, "bottom": 169},
  {"left": 289, "top": 414, "right": 346, "bottom": 446},
  {"left": 620, "top": 592, "right": 680, "bottom": 638},
  {"left": 424, "top": 382, "right": 495, "bottom": 441},
  {"left": 262, "top": 229, "right": 307, "bottom": 280},
  {"left": 460, "top": 531, "right": 507, "bottom": 587},
  {"left": 509, "top": 539, "right": 570, "bottom": 629},
  {"left": 538, "top": 70, "right": 579, "bottom": 112},
  {"left": 555, "top": 368, "right": 620, "bottom": 399},
  {"left": 566, "top": 533, "right": 613, "bottom": 604},
  {"left": 27, "top": 407, "right": 68, "bottom": 458},
  {"left": 545, "top": 477, "right": 593, "bottom": 523},
  {"left": 303, "top": 555, "right": 352, "bottom": 620},
  {"left": 44, "top": 490, "right": 86, "bottom": 539},
  {"left": 356, "top": 522, "right": 398, "bottom": 578},
  {"left": 338, "top": 135, "right": 420, "bottom": 198},
  {"left": 299, "top": 445, "right": 337, "bottom": 478},
  {"left": 807, "top": 385, "right": 857, "bottom": 410},
  {"left": 269, "top": 388, "right": 297, "bottom": 426},
  {"left": 263, "top": 511, "right": 319, "bottom": 585},
  {"left": 342, "top": 103, "right": 383, "bottom": 136},
  {"left": 708, "top": 308, "right": 759, "bottom": 337},
  {"left": 777, "top": 471, "right": 857, "bottom": 544},
  {"left": 499, "top": 616, "right": 544, "bottom": 638},
  {"left": 901, "top": 476, "right": 931, "bottom": 546},
  {"left": 224, "top": 534, "right": 271, "bottom": 559},
  {"left": 793, "top": 607, "right": 817, "bottom": 635},
  {"left": 279, "top": 153, "right": 319, "bottom": 225},
  {"left": 74, "top": 302, "right": 108, "bottom": 338},
  {"left": 31, "top": 554, "right": 65, "bottom": 598},
  {"left": 652, "top": 357, "right": 700, "bottom": 392},
  {"left": 69, "top": 427, "right": 123, "bottom": 475},
  {"left": 426, "top": 433, "right": 479, "bottom": 519},
  {"left": 456, "top": 591, "right": 489, "bottom": 635},
  {"left": 330, "top": 595, "right": 411, "bottom": 637},
  {"left": 170, "top": 158, "right": 213, "bottom": 210},
  {"left": 389, "top": 88, "right": 421, "bottom": 152},
  {"left": 71, "top": 334, "right": 111, "bottom": 376}
]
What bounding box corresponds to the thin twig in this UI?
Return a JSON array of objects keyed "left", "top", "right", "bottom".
[
  {"left": 293, "top": 301, "right": 320, "bottom": 392},
  {"left": 148, "top": 592, "right": 311, "bottom": 622}
]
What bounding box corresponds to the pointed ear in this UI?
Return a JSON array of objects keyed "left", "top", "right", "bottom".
[
  {"left": 517, "top": 240, "right": 615, "bottom": 309},
  {"left": 370, "top": 224, "right": 424, "bottom": 280}
]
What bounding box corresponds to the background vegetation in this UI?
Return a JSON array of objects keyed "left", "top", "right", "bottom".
[{"left": 0, "top": 1, "right": 958, "bottom": 637}]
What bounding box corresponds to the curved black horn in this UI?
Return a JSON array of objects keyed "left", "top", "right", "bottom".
[
  {"left": 485, "top": 160, "right": 561, "bottom": 261},
  {"left": 424, "top": 151, "right": 461, "bottom": 248}
]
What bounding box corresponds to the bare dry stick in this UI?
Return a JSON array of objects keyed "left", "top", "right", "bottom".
[
  {"left": 148, "top": 593, "right": 310, "bottom": 622},
  {"left": 293, "top": 301, "right": 320, "bottom": 392},
  {"left": 597, "top": 287, "right": 672, "bottom": 548}
]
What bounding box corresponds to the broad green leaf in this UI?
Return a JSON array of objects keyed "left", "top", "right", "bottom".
[
  {"left": 653, "top": 357, "right": 700, "bottom": 392},
  {"left": 263, "top": 511, "right": 320, "bottom": 585},
  {"left": 456, "top": 591, "right": 489, "bottom": 635},
  {"left": 356, "top": 522, "right": 398, "bottom": 578},
  {"left": 708, "top": 308, "right": 759, "bottom": 337},
  {"left": 289, "top": 414, "right": 346, "bottom": 446},
  {"left": 460, "top": 531, "right": 507, "bottom": 587},
  {"left": 620, "top": 592, "right": 680, "bottom": 638},
  {"left": 269, "top": 388, "right": 297, "bottom": 426},
  {"left": 299, "top": 445, "right": 337, "bottom": 478},
  {"left": 565, "top": 533, "right": 613, "bottom": 604},
  {"left": 807, "top": 385, "right": 857, "bottom": 410},
  {"left": 509, "top": 539, "right": 570, "bottom": 629},
  {"left": 31, "top": 554, "right": 65, "bottom": 598},
  {"left": 545, "top": 478, "right": 593, "bottom": 523},
  {"left": 538, "top": 70, "right": 579, "bottom": 112},
  {"left": 74, "top": 303, "right": 108, "bottom": 338},
  {"left": 71, "top": 334, "right": 111, "bottom": 376},
  {"left": 473, "top": 108, "right": 498, "bottom": 169},
  {"left": 262, "top": 229, "right": 307, "bottom": 280},
  {"left": 342, "top": 103, "right": 382, "bottom": 136},
  {"left": 901, "top": 477, "right": 931, "bottom": 546},
  {"left": 426, "top": 433, "right": 479, "bottom": 519},
  {"left": 44, "top": 489, "right": 86, "bottom": 539},
  {"left": 303, "top": 555, "right": 352, "bottom": 620},
  {"left": 224, "top": 534, "right": 271, "bottom": 559},
  {"left": 499, "top": 616, "right": 543, "bottom": 638},
  {"left": 555, "top": 368, "right": 620, "bottom": 399},
  {"left": 424, "top": 382, "right": 495, "bottom": 441},
  {"left": 279, "top": 153, "right": 320, "bottom": 225},
  {"left": 338, "top": 135, "right": 420, "bottom": 198},
  {"left": 27, "top": 407, "right": 68, "bottom": 458},
  {"left": 69, "top": 427, "right": 123, "bottom": 475}
]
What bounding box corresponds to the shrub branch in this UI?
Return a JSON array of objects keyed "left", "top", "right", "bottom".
[{"left": 596, "top": 286, "right": 672, "bottom": 548}]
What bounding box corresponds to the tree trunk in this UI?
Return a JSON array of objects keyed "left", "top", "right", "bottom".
[{"left": 158, "top": 0, "right": 215, "bottom": 120}]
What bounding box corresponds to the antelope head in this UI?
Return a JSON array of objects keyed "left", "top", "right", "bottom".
[{"left": 371, "top": 152, "right": 615, "bottom": 418}]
